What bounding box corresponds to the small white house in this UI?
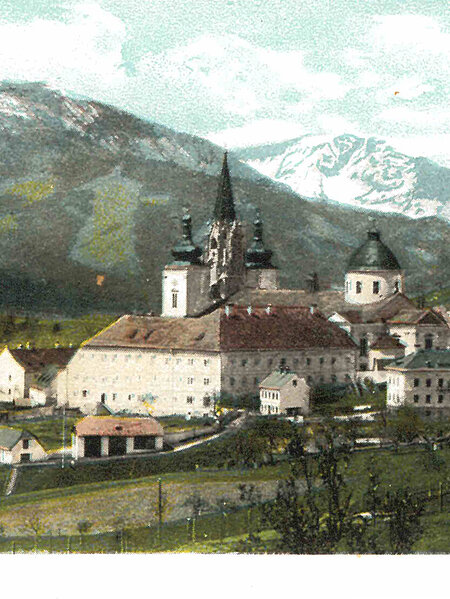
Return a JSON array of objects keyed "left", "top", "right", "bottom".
[
  {"left": 73, "top": 416, "right": 164, "bottom": 459},
  {"left": 0, "top": 347, "right": 75, "bottom": 405},
  {"left": 259, "top": 368, "right": 310, "bottom": 416},
  {"left": 0, "top": 427, "right": 47, "bottom": 464},
  {"left": 385, "top": 349, "right": 450, "bottom": 409}
]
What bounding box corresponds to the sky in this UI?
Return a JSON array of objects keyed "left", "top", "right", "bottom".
[{"left": 0, "top": 0, "right": 448, "bottom": 165}]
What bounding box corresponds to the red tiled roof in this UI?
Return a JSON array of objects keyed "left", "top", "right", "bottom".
[
  {"left": 387, "top": 308, "right": 449, "bottom": 326},
  {"left": 9, "top": 348, "right": 76, "bottom": 372},
  {"left": 75, "top": 416, "right": 163, "bottom": 437},
  {"left": 371, "top": 335, "right": 405, "bottom": 350},
  {"left": 218, "top": 305, "right": 356, "bottom": 351},
  {"left": 85, "top": 306, "right": 357, "bottom": 352}
]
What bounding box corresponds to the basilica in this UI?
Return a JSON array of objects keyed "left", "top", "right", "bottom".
[{"left": 51, "top": 154, "right": 449, "bottom": 416}]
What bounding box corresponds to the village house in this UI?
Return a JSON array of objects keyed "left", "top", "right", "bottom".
[
  {"left": 0, "top": 347, "right": 75, "bottom": 406},
  {"left": 73, "top": 416, "right": 164, "bottom": 459},
  {"left": 259, "top": 367, "right": 310, "bottom": 416},
  {"left": 0, "top": 427, "right": 47, "bottom": 463},
  {"left": 385, "top": 350, "right": 450, "bottom": 409}
]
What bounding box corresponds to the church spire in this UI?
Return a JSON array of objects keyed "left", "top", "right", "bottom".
[
  {"left": 245, "top": 212, "right": 274, "bottom": 269},
  {"left": 214, "top": 152, "right": 236, "bottom": 222},
  {"left": 170, "top": 212, "right": 202, "bottom": 265}
]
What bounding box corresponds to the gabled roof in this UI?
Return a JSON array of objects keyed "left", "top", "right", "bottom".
[
  {"left": 387, "top": 308, "right": 448, "bottom": 326},
  {"left": 371, "top": 335, "right": 405, "bottom": 350},
  {"left": 75, "top": 416, "right": 163, "bottom": 437},
  {"left": 386, "top": 350, "right": 450, "bottom": 371},
  {"left": 84, "top": 306, "right": 357, "bottom": 352},
  {"left": 0, "top": 427, "right": 32, "bottom": 450},
  {"left": 260, "top": 370, "right": 302, "bottom": 389},
  {"left": 8, "top": 348, "right": 76, "bottom": 372}
]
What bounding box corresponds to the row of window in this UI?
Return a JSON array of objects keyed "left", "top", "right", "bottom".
[
  {"left": 230, "top": 373, "right": 350, "bottom": 387},
  {"left": 187, "top": 378, "right": 210, "bottom": 385},
  {"left": 261, "top": 390, "right": 280, "bottom": 400},
  {"left": 187, "top": 396, "right": 211, "bottom": 407},
  {"left": 261, "top": 405, "right": 279, "bottom": 414},
  {"left": 413, "top": 378, "right": 449, "bottom": 388},
  {"left": 230, "top": 356, "right": 349, "bottom": 368},
  {"left": 78, "top": 390, "right": 212, "bottom": 407},
  {"left": 79, "top": 353, "right": 212, "bottom": 367},
  {"left": 346, "top": 280, "right": 400, "bottom": 294},
  {"left": 413, "top": 395, "right": 444, "bottom": 404}
]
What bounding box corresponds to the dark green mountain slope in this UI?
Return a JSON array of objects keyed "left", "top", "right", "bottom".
[{"left": 0, "top": 82, "right": 448, "bottom": 315}]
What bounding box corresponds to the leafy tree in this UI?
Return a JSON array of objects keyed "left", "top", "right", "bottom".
[
  {"left": 251, "top": 418, "right": 294, "bottom": 464},
  {"left": 387, "top": 407, "right": 424, "bottom": 447},
  {"left": 265, "top": 429, "right": 356, "bottom": 553},
  {"left": 383, "top": 488, "right": 424, "bottom": 554},
  {"left": 238, "top": 483, "right": 262, "bottom": 538},
  {"left": 232, "top": 431, "right": 267, "bottom": 468}
]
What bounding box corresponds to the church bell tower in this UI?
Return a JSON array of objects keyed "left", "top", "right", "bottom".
[{"left": 206, "top": 153, "right": 245, "bottom": 300}]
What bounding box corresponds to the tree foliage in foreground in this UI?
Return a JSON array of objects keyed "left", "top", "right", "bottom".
[{"left": 258, "top": 428, "right": 426, "bottom": 554}]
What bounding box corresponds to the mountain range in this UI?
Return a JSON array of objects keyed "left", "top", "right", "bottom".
[
  {"left": 236, "top": 134, "right": 450, "bottom": 220},
  {"left": 0, "top": 82, "right": 449, "bottom": 316}
]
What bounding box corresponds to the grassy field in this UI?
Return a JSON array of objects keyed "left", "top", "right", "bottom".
[
  {"left": 158, "top": 416, "right": 216, "bottom": 432},
  {"left": 0, "top": 444, "right": 447, "bottom": 551},
  {"left": 0, "top": 313, "right": 116, "bottom": 349}
]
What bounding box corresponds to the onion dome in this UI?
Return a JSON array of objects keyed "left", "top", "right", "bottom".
[
  {"left": 170, "top": 213, "right": 202, "bottom": 265},
  {"left": 347, "top": 226, "right": 401, "bottom": 272},
  {"left": 245, "top": 213, "right": 275, "bottom": 269}
]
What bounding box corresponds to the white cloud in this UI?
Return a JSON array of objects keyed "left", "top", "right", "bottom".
[
  {"left": 375, "top": 76, "right": 435, "bottom": 103},
  {"left": 379, "top": 106, "right": 440, "bottom": 126},
  {"left": 388, "top": 134, "right": 450, "bottom": 167},
  {"left": 372, "top": 15, "right": 450, "bottom": 55},
  {"left": 0, "top": 3, "right": 127, "bottom": 94},
  {"left": 206, "top": 119, "right": 306, "bottom": 148},
  {"left": 136, "top": 33, "right": 349, "bottom": 122},
  {"left": 316, "top": 114, "right": 362, "bottom": 137}
]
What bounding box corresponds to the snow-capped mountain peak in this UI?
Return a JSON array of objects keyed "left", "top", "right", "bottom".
[{"left": 236, "top": 134, "right": 450, "bottom": 220}]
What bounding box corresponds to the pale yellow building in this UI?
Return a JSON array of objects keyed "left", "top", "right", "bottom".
[
  {"left": 260, "top": 368, "right": 310, "bottom": 416},
  {"left": 0, "top": 427, "right": 47, "bottom": 464}
]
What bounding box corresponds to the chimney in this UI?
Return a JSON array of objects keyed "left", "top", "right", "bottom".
[
  {"left": 265, "top": 304, "right": 272, "bottom": 315},
  {"left": 247, "top": 305, "right": 252, "bottom": 316}
]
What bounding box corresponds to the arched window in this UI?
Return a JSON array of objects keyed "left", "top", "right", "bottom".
[
  {"left": 394, "top": 280, "right": 400, "bottom": 293},
  {"left": 425, "top": 334, "right": 433, "bottom": 350},
  {"left": 356, "top": 281, "right": 362, "bottom": 294}
]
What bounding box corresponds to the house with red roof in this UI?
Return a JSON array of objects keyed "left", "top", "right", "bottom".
[{"left": 73, "top": 416, "right": 164, "bottom": 459}]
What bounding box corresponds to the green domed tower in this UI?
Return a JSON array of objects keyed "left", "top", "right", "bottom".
[{"left": 345, "top": 223, "right": 403, "bottom": 305}]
